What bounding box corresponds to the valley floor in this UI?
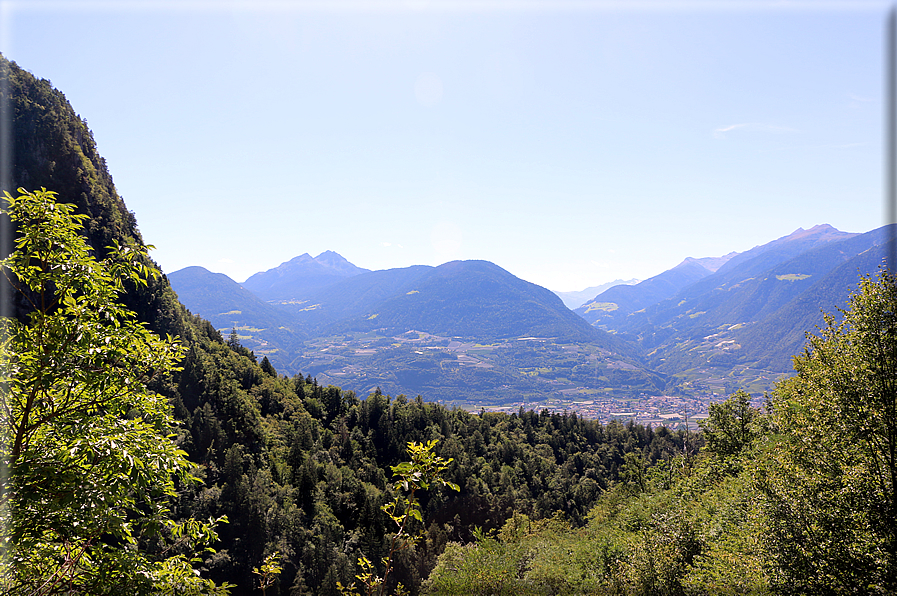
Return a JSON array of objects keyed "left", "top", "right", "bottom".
[{"left": 260, "top": 328, "right": 785, "bottom": 425}]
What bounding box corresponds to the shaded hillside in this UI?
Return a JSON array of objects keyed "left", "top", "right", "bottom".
[
  {"left": 327, "top": 260, "right": 618, "bottom": 345},
  {"left": 642, "top": 225, "right": 888, "bottom": 338},
  {"left": 641, "top": 223, "right": 863, "bottom": 333},
  {"left": 621, "top": 225, "right": 894, "bottom": 374},
  {"left": 576, "top": 258, "right": 714, "bottom": 326},
  {"left": 735, "top": 234, "right": 895, "bottom": 370},
  {"left": 279, "top": 264, "right": 432, "bottom": 325},
  {"left": 170, "top": 266, "right": 297, "bottom": 329},
  {"left": 576, "top": 225, "right": 856, "bottom": 332},
  {"left": 168, "top": 265, "right": 307, "bottom": 370}
]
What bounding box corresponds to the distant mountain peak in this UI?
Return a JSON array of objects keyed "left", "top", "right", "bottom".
[
  {"left": 672, "top": 227, "right": 847, "bottom": 278},
  {"left": 676, "top": 257, "right": 713, "bottom": 273},
  {"left": 242, "top": 250, "right": 370, "bottom": 301},
  {"left": 781, "top": 223, "right": 842, "bottom": 241},
  {"left": 680, "top": 251, "right": 739, "bottom": 273},
  {"left": 313, "top": 250, "right": 365, "bottom": 274},
  {"left": 288, "top": 253, "right": 314, "bottom": 263}
]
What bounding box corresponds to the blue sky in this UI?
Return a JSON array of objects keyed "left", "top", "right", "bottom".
[{"left": 1, "top": 1, "right": 888, "bottom": 291}]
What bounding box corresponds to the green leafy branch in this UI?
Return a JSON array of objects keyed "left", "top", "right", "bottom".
[
  {"left": 252, "top": 551, "right": 283, "bottom": 596},
  {"left": 339, "top": 439, "right": 459, "bottom": 596}
]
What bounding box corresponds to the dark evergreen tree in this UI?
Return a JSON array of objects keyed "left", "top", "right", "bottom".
[{"left": 260, "top": 355, "right": 276, "bottom": 377}]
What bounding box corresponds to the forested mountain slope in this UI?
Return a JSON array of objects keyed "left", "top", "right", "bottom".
[
  {"left": 576, "top": 257, "right": 715, "bottom": 325},
  {"left": 169, "top": 265, "right": 302, "bottom": 333},
  {"left": 1, "top": 56, "right": 189, "bottom": 342},
  {"left": 634, "top": 224, "right": 873, "bottom": 337},
  {"left": 570, "top": 222, "right": 890, "bottom": 375},
  {"left": 733, "top": 232, "right": 896, "bottom": 369},
  {"left": 632, "top": 226, "right": 894, "bottom": 373},
  {"left": 318, "top": 260, "right": 616, "bottom": 345}
]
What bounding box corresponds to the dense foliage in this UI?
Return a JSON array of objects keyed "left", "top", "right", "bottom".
[
  {"left": 424, "top": 401, "right": 766, "bottom": 595},
  {"left": 0, "top": 189, "right": 229, "bottom": 595},
  {"left": 171, "top": 345, "right": 690, "bottom": 594},
  {"left": 756, "top": 269, "right": 897, "bottom": 593}
]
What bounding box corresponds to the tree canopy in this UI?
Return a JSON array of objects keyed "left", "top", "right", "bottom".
[
  {"left": 0, "top": 188, "right": 229, "bottom": 595},
  {"left": 757, "top": 267, "right": 897, "bottom": 593}
]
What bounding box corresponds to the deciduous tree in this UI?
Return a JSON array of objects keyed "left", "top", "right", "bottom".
[
  {"left": 699, "top": 389, "right": 764, "bottom": 460},
  {"left": 757, "top": 267, "right": 897, "bottom": 593},
  {"left": 0, "top": 188, "right": 229, "bottom": 595}
]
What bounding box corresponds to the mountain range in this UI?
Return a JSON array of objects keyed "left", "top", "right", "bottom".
[
  {"left": 169, "top": 221, "right": 894, "bottom": 404},
  {"left": 577, "top": 223, "right": 891, "bottom": 374},
  {"left": 5, "top": 46, "right": 892, "bottom": 409},
  {"left": 172, "top": 252, "right": 666, "bottom": 403}
]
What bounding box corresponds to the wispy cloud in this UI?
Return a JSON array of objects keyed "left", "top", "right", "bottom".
[
  {"left": 848, "top": 93, "right": 875, "bottom": 103},
  {"left": 713, "top": 123, "right": 799, "bottom": 139},
  {"left": 759, "top": 142, "right": 867, "bottom": 153},
  {"left": 381, "top": 242, "right": 404, "bottom": 249}
]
